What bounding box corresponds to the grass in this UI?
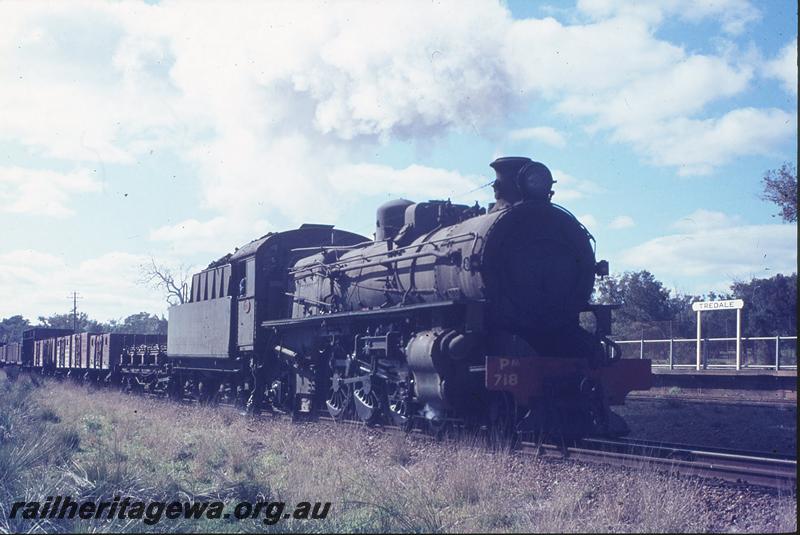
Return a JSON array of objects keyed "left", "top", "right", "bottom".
[{"left": 0, "top": 368, "right": 796, "bottom": 533}]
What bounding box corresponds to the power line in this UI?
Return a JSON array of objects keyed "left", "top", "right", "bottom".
[{"left": 66, "top": 292, "right": 83, "bottom": 332}]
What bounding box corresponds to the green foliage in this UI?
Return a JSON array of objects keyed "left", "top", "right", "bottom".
[
  {"left": 30, "top": 311, "right": 167, "bottom": 335},
  {"left": 595, "top": 271, "right": 676, "bottom": 339},
  {"left": 37, "top": 311, "right": 108, "bottom": 333},
  {"left": 731, "top": 273, "right": 797, "bottom": 336},
  {"left": 0, "top": 315, "right": 30, "bottom": 344},
  {"left": 112, "top": 312, "right": 168, "bottom": 335},
  {"left": 596, "top": 270, "right": 797, "bottom": 339},
  {"left": 760, "top": 162, "right": 797, "bottom": 223}
]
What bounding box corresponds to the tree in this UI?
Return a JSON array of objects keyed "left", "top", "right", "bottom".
[
  {"left": 35, "top": 311, "right": 168, "bottom": 335},
  {"left": 37, "top": 312, "right": 110, "bottom": 333},
  {"left": 594, "top": 271, "right": 675, "bottom": 339},
  {"left": 0, "top": 315, "right": 30, "bottom": 344},
  {"left": 760, "top": 162, "right": 797, "bottom": 222},
  {"left": 112, "top": 312, "right": 168, "bottom": 335},
  {"left": 594, "top": 270, "right": 797, "bottom": 340},
  {"left": 731, "top": 273, "right": 797, "bottom": 336},
  {"left": 140, "top": 258, "right": 191, "bottom": 306},
  {"left": 665, "top": 292, "right": 698, "bottom": 339}
]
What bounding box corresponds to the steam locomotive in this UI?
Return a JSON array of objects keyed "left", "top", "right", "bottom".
[{"left": 1, "top": 157, "right": 650, "bottom": 442}]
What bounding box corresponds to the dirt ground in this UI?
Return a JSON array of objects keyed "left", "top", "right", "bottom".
[{"left": 615, "top": 397, "right": 797, "bottom": 456}]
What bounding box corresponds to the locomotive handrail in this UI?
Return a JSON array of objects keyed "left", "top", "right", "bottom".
[
  {"left": 345, "top": 282, "right": 437, "bottom": 295},
  {"left": 329, "top": 250, "right": 449, "bottom": 275},
  {"left": 285, "top": 292, "right": 334, "bottom": 309},
  {"left": 290, "top": 241, "right": 374, "bottom": 253},
  {"left": 289, "top": 232, "right": 477, "bottom": 275},
  {"left": 262, "top": 299, "right": 479, "bottom": 327},
  {"left": 292, "top": 250, "right": 446, "bottom": 279},
  {"left": 290, "top": 232, "right": 476, "bottom": 275},
  {"left": 551, "top": 202, "right": 596, "bottom": 252}
]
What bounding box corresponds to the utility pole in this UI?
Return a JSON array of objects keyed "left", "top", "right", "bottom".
[{"left": 67, "top": 292, "right": 82, "bottom": 332}]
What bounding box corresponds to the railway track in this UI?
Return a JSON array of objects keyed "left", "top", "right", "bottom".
[
  {"left": 626, "top": 393, "right": 797, "bottom": 409},
  {"left": 271, "top": 405, "right": 798, "bottom": 491},
  {"left": 522, "top": 437, "right": 797, "bottom": 490}
]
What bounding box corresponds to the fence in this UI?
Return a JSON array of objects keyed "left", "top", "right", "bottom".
[{"left": 613, "top": 336, "right": 797, "bottom": 370}]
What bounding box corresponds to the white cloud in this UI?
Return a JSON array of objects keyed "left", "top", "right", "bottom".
[
  {"left": 506, "top": 16, "right": 685, "bottom": 97},
  {"left": 150, "top": 216, "right": 272, "bottom": 255},
  {"left": 579, "top": 213, "right": 598, "bottom": 231},
  {"left": 508, "top": 126, "right": 566, "bottom": 148},
  {"left": 501, "top": 7, "right": 790, "bottom": 176},
  {"left": 608, "top": 215, "right": 635, "bottom": 229},
  {"left": 0, "top": 166, "right": 100, "bottom": 217},
  {"left": 0, "top": 0, "right": 792, "bottom": 235},
  {"left": 764, "top": 40, "right": 798, "bottom": 95},
  {"left": 0, "top": 249, "right": 173, "bottom": 322},
  {"left": 141, "top": 1, "right": 515, "bottom": 227},
  {"left": 618, "top": 215, "right": 796, "bottom": 284},
  {"left": 636, "top": 108, "right": 797, "bottom": 176},
  {"left": 329, "top": 163, "right": 485, "bottom": 200},
  {"left": 551, "top": 169, "right": 601, "bottom": 202},
  {"left": 671, "top": 209, "right": 740, "bottom": 232},
  {"left": 559, "top": 54, "right": 752, "bottom": 128},
  {"left": 156, "top": 0, "right": 514, "bottom": 143},
  {"left": 0, "top": 2, "right": 186, "bottom": 163},
  {"left": 576, "top": 0, "right": 760, "bottom": 35}
]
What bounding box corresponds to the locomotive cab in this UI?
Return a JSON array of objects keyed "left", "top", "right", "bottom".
[{"left": 167, "top": 225, "right": 368, "bottom": 370}]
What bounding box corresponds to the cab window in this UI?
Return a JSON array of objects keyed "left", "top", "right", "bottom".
[{"left": 240, "top": 258, "right": 256, "bottom": 298}]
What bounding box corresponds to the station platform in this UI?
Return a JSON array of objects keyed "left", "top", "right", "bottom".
[{"left": 632, "top": 365, "right": 797, "bottom": 405}]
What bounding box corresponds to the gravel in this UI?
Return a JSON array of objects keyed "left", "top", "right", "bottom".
[{"left": 614, "top": 398, "right": 797, "bottom": 455}]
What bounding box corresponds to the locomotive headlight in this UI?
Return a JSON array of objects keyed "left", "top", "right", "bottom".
[{"left": 517, "top": 161, "right": 555, "bottom": 201}]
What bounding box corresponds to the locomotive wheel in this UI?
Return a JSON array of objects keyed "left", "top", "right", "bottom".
[
  {"left": 326, "top": 373, "right": 352, "bottom": 420},
  {"left": 199, "top": 379, "right": 221, "bottom": 404},
  {"left": 388, "top": 397, "right": 412, "bottom": 429},
  {"left": 353, "top": 380, "right": 382, "bottom": 424},
  {"left": 387, "top": 382, "right": 413, "bottom": 430},
  {"left": 168, "top": 373, "right": 183, "bottom": 401}
]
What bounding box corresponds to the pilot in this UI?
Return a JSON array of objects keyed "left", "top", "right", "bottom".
[{"left": 489, "top": 156, "right": 554, "bottom": 212}]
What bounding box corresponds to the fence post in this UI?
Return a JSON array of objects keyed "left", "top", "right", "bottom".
[
  {"left": 735, "top": 308, "right": 742, "bottom": 371},
  {"left": 775, "top": 336, "right": 780, "bottom": 371},
  {"left": 669, "top": 338, "right": 674, "bottom": 369},
  {"left": 640, "top": 338, "right": 644, "bottom": 360},
  {"left": 696, "top": 310, "right": 702, "bottom": 371}
]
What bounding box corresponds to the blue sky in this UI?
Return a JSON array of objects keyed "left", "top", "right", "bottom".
[{"left": 0, "top": 0, "right": 796, "bottom": 322}]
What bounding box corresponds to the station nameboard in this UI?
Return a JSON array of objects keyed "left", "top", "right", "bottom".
[{"left": 691, "top": 299, "right": 744, "bottom": 311}]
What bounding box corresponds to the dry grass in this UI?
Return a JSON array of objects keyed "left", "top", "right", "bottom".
[{"left": 0, "top": 369, "right": 795, "bottom": 533}]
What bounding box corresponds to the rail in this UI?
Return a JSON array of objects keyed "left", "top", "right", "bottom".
[
  {"left": 612, "top": 336, "right": 797, "bottom": 371},
  {"left": 522, "top": 437, "right": 796, "bottom": 490}
]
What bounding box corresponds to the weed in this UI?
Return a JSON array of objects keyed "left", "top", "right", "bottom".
[
  {"left": 388, "top": 434, "right": 413, "bottom": 467},
  {"left": 38, "top": 407, "right": 61, "bottom": 423}
]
